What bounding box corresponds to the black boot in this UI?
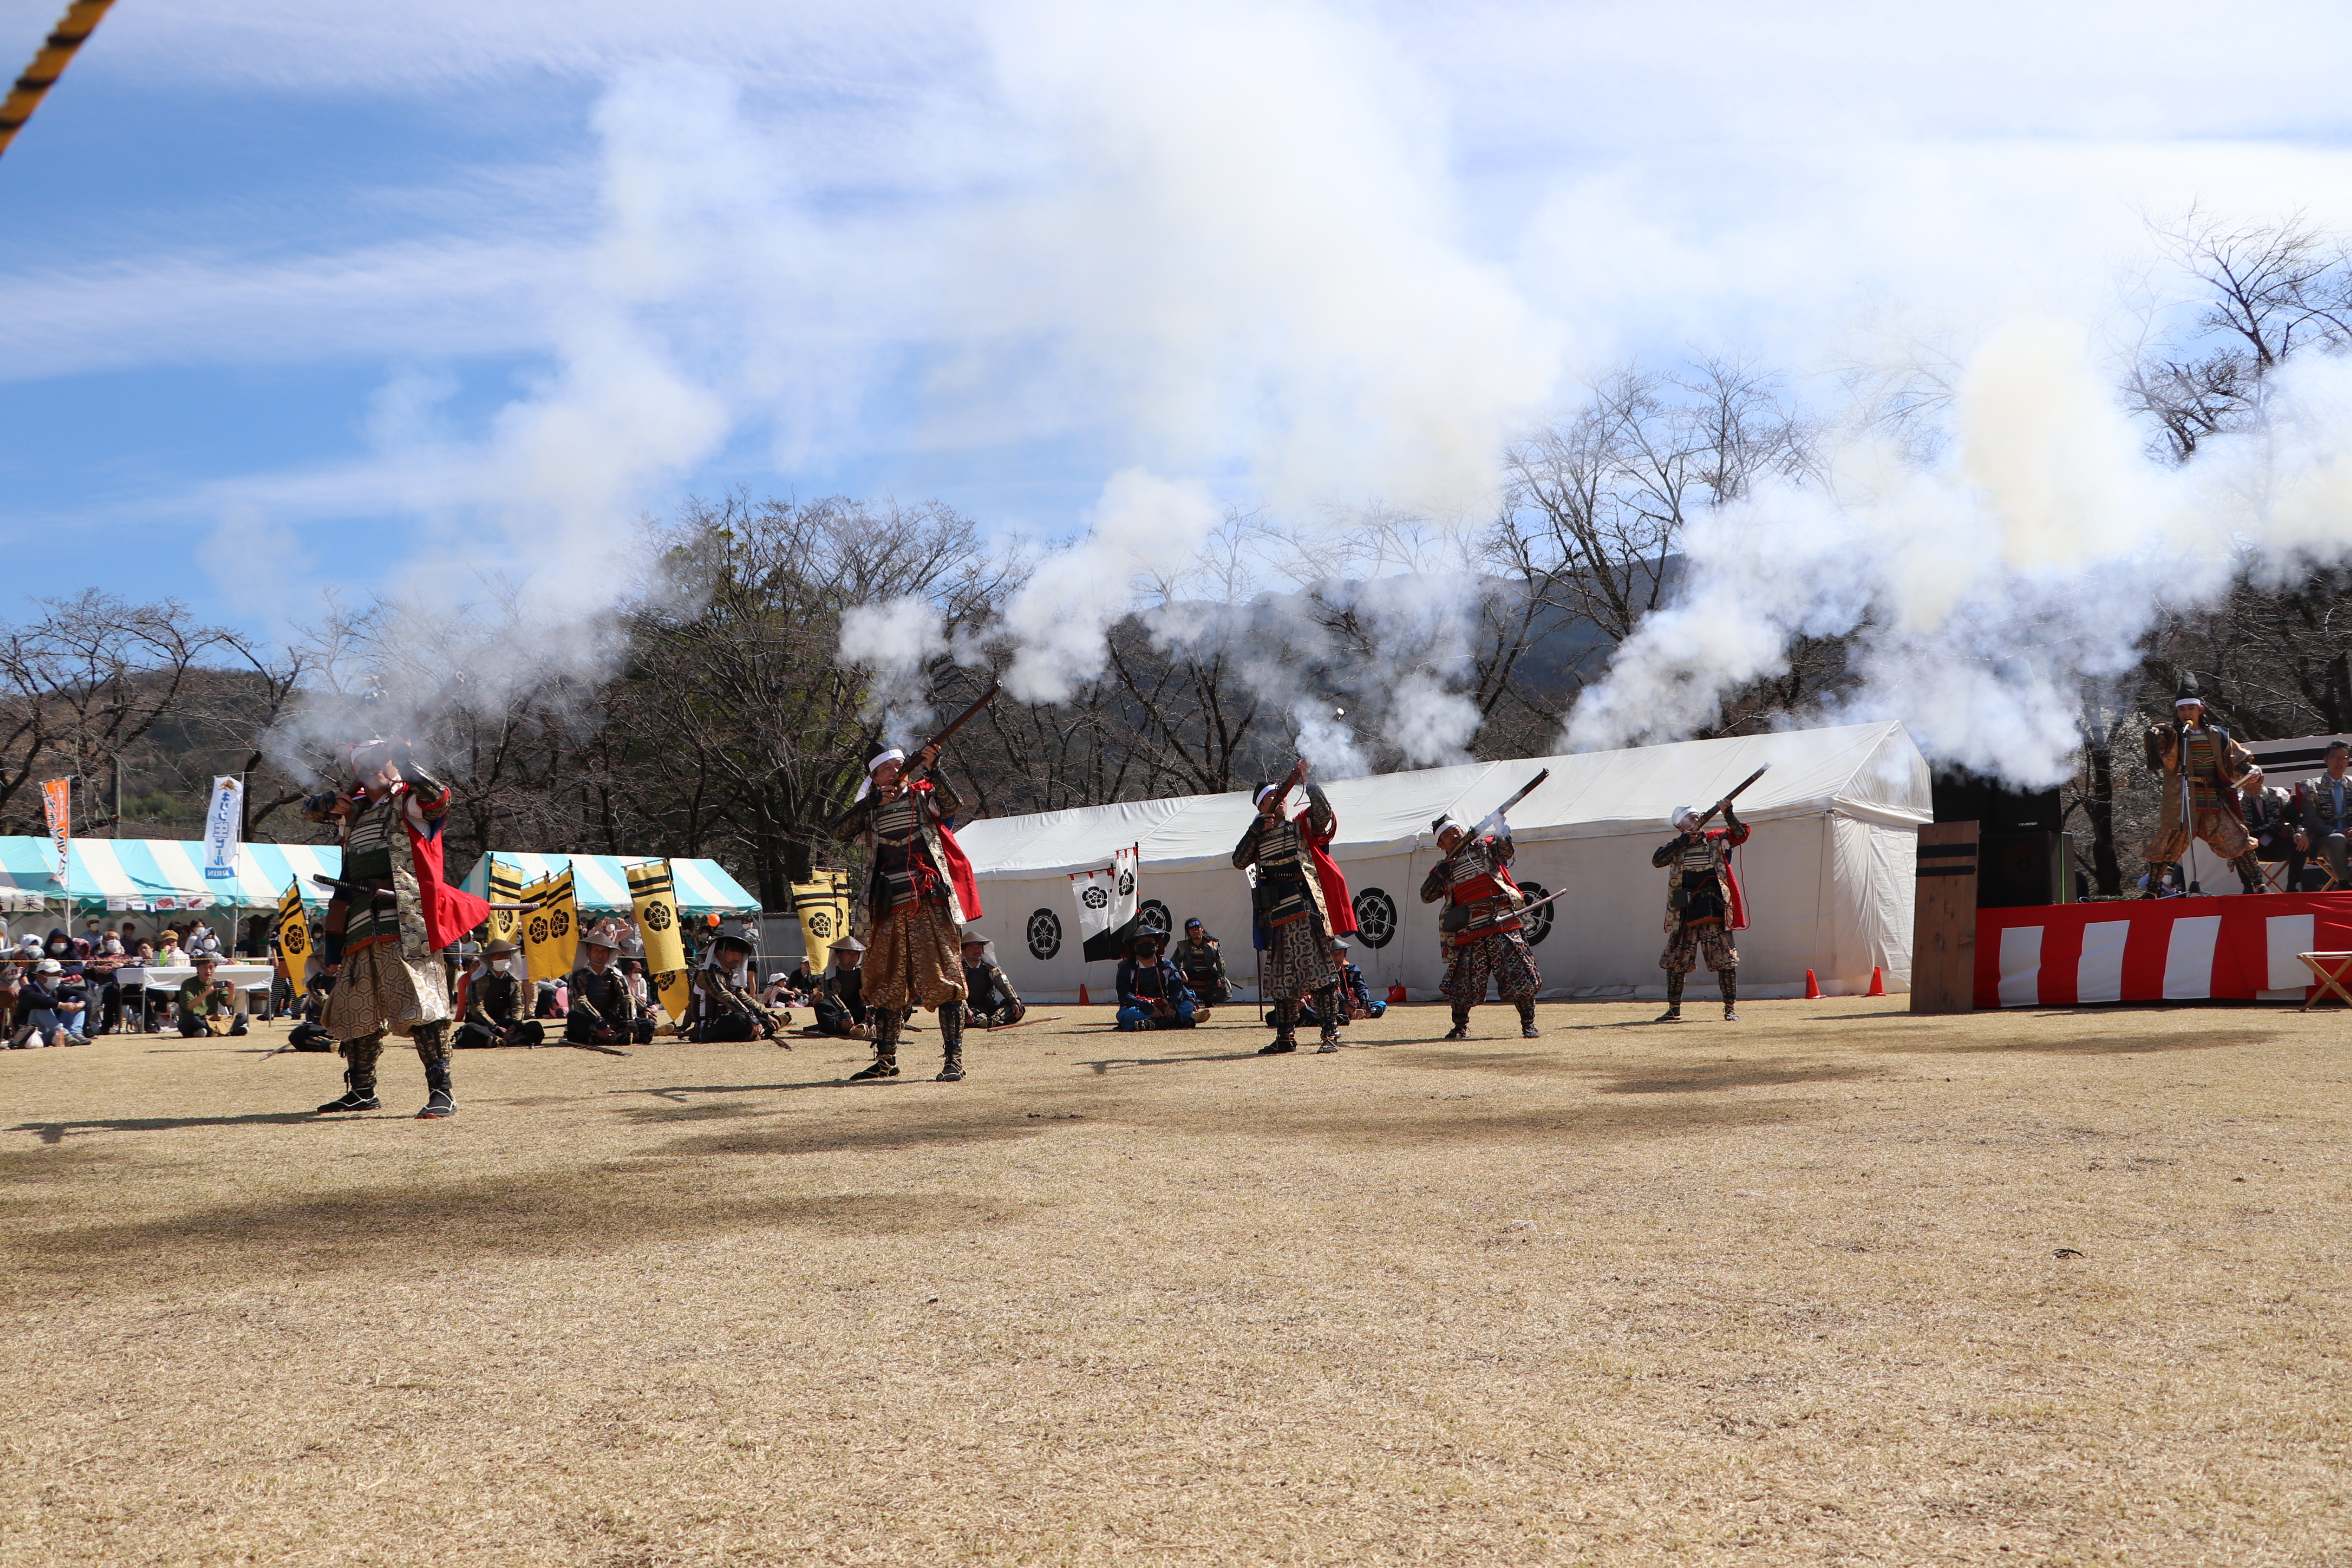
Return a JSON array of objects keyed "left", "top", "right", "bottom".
[
  {"left": 2233, "top": 852, "right": 2266, "bottom": 894},
  {"left": 935, "top": 1001, "right": 966, "bottom": 1082},
  {"left": 1517, "top": 999, "right": 1539, "bottom": 1039},
  {"left": 413, "top": 1022, "right": 455, "bottom": 1118},
  {"left": 1258, "top": 999, "right": 1298, "bottom": 1054},
  {"left": 1443, "top": 1003, "right": 1470, "bottom": 1041},
  {"left": 1314, "top": 985, "right": 1341, "bottom": 1053},
  {"left": 1719, "top": 968, "right": 1739, "bottom": 1023},
  {"left": 1656, "top": 972, "right": 1684, "bottom": 1024},
  {"left": 316, "top": 1032, "right": 382, "bottom": 1113},
  {"left": 851, "top": 1010, "right": 901, "bottom": 1080}
]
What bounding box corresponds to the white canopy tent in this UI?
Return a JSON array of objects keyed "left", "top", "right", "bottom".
[{"left": 955, "top": 722, "right": 1932, "bottom": 1005}]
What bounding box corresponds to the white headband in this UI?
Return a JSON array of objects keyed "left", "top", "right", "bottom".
[
  {"left": 1671, "top": 805, "right": 1701, "bottom": 829},
  {"left": 853, "top": 748, "right": 908, "bottom": 803},
  {"left": 1433, "top": 816, "right": 1463, "bottom": 838},
  {"left": 1254, "top": 784, "right": 1280, "bottom": 806},
  {"left": 2174, "top": 697, "right": 2203, "bottom": 708}
]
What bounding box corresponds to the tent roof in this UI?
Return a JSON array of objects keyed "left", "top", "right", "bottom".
[
  {"left": 0, "top": 837, "right": 342, "bottom": 911},
  {"left": 454, "top": 852, "right": 760, "bottom": 916},
  {"left": 956, "top": 721, "right": 1931, "bottom": 878}
]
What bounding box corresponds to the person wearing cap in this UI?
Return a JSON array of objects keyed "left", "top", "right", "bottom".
[
  {"left": 1111, "top": 930, "right": 1192, "bottom": 1033},
  {"left": 959, "top": 930, "right": 1025, "bottom": 1028},
  {"left": 2141, "top": 675, "right": 2263, "bottom": 897},
  {"left": 687, "top": 930, "right": 787, "bottom": 1043},
  {"left": 175, "top": 956, "right": 247, "bottom": 1038},
  {"left": 9, "top": 957, "right": 84, "bottom": 1047},
  {"left": 570, "top": 919, "right": 656, "bottom": 1047},
  {"left": 311, "top": 736, "right": 491, "bottom": 1121},
  {"left": 1420, "top": 809, "right": 1542, "bottom": 1041},
  {"left": 1169, "top": 919, "right": 1229, "bottom": 1017},
  {"left": 1651, "top": 796, "right": 1753, "bottom": 1023},
  {"left": 1233, "top": 762, "right": 1356, "bottom": 1055},
  {"left": 809, "top": 935, "right": 872, "bottom": 1038},
  {"left": 830, "top": 741, "right": 982, "bottom": 1082},
  {"left": 454, "top": 939, "right": 543, "bottom": 1050}
]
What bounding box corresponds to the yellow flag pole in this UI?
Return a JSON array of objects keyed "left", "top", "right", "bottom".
[{"left": 0, "top": 1, "right": 117, "bottom": 162}]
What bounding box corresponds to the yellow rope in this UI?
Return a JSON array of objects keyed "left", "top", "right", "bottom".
[{"left": 0, "top": 0, "right": 117, "bottom": 162}]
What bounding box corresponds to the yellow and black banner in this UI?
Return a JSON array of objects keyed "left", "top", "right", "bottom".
[
  {"left": 656, "top": 968, "right": 694, "bottom": 1027},
  {"left": 485, "top": 857, "right": 525, "bottom": 946},
  {"left": 628, "top": 859, "right": 687, "bottom": 975},
  {"left": 523, "top": 870, "right": 577, "bottom": 984},
  {"left": 274, "top": 879, "right": 311, "bottom": 988},
  {"left": 790, "top": 870, "right": 853, "bottom": 971}
]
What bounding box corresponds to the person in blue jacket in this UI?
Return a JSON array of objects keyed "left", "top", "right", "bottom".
[{"left": 1115, "top": 932, "right": 1196, "bottom": 1032}]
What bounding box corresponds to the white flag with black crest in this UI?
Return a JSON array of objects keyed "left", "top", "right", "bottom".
[{"left": 1072, "top": 844, "right": 1140, "bottom": 962}]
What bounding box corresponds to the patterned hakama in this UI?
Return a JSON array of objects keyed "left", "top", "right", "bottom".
[
  {"left": 864, "top": 900, "right": 966, "bottom": 1013},
  {"left": 324, "top": 941, "right": 450, "bottom": 1042},
  {"left": 1441, "top": 929, "right": 1541, "bottom": 1007},
  {"left": 1260, "top": 914, "right": 1340, "bottom": 1001}
]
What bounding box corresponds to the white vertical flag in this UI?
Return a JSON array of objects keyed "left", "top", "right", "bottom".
[
  {"left": 1073, "top": 844, "right": 1141, "bottom": 962},
  {"left": 202, "top": 776, "right": 243, "bottom": 881}
]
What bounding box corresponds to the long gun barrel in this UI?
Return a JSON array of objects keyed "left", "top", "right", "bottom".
[{"left": 1693, "top": 765, "right": 1770, "bottom": 829}]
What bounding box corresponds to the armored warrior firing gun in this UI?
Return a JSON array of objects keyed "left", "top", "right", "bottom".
[{"left": 1421, "top": 770, "right": 1549, "bottom": 1041}]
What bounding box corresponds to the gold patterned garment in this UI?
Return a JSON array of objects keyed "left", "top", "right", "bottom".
[
  {"left": 863, "top": 901, "right": 966, "bottom": 1012},
  {"left": 324, "top": 940, "right": 450, "bottom": 1041}
]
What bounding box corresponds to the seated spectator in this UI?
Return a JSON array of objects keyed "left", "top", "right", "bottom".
[
  {"left": 807, "top": 936, "right": 870, "bottom": 1038},
  {"left": 39, "top": 929, "right": 81, "bottom": 975},
  {"left": 1299, "top": 938, "right": 1384, "bottom": 1027},
  {"left": 176, "top": 957, "right": 248, "bottom": 1037},
  {"left": 1170, "top": 919, "right": 1231, "bottom": 1016},
  {"left": 960, "top": 930, "right": 1025, "bottom": 1028},
  {"left": 11, "top": 959, "right": 86, "bottom": 1047},
  {"left": 1116, "top": 932, "right": 1195, "bottom": 1033},
  {"left": 2295, "top": 741, "right": 2352, "bottom": 890},
  {"left": 116, "top": 941, "right": 154, "bottom": 1030},
  {"left": 84, "top": 931, "right": 128, "bottom": 1034},
  {"left": 156, "top": 929, "right": 185, "bottom": 965},
  {"left": 184, "top": 925, "right": 226, "bottom": 961}
]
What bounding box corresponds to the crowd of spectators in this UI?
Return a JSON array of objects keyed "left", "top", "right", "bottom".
[{"left": 3, "top": 917, "right": 273, "bottom": 1047}]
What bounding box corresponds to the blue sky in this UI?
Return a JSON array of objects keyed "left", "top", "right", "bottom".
[{"left": 3, "top": 0, "right": 2350, "bottom": 645}]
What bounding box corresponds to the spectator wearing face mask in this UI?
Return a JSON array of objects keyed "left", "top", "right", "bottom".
[
  {"left": 11, "top": 959, "right": 87, "bottom": 1047},
  {"left": 85, "top": 930, "right": 129, "bottom": 1034},
  {"left": 455, "top": 940, "right": 544, "bottom": 1048},
  {"left": 184, "top": 925, "right": 226, "bottom": 961},
  {"left": 41, "top": 930, "right": 81, "bottom": 975},
  {"left": 117, "top": 940, "right": 154, "bottom": 1031}
]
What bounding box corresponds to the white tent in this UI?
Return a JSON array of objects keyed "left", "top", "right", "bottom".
[{"left": 955, "top": 721, "right": 1931, "bottom": 1005}]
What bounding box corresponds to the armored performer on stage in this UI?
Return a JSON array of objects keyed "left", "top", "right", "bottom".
[
  {"left": 1653, "top": 798, "right": 1750, "bottom": 1023},
  {"left": 1233, "top": 761, "right": 1356, "bottom": 1055},
  {"left": 2141, "top": 675, "right": 2262, "bottom": 896},
  {"left": 831, "top": 741, "right": 984, "bottom": 1082},
  {"left": 1421, "top": 812, "right": 1541, "bottom": 1040},
  {"left": 311, "top": 739, "right": 490, "bottom": 1118}
]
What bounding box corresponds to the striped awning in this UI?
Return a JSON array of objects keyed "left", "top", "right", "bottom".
[
  {"left": 454, "top": 852, "right": 760, "bottom": 916},
  {"left": 0, "top": 836, "right": 342, "bottom": 911}
]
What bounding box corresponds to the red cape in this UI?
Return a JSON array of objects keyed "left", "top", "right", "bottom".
[
  {"left": 916, "top": 780, "right": 983, "bottom": 920},
  {"left": 1704, "top": 827, "right": 1749, "bottom": 931},
  {"left": 407, "top": 810, "right": 490, "bottom": 953},
  {"left": 1302, "top": 805, "right": 1356, "bottom": 936}
]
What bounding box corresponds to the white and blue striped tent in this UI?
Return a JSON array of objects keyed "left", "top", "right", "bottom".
[
  {"left": 455, "top": 852, "right": 759, "bottom": 917},
  {"left": 0, "top": 836, "right": 342, "bottom": 912}
]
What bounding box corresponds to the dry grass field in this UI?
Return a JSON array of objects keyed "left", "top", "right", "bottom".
[{"left": 2, "top": 997, "right": 2347, "bottom": 1566}]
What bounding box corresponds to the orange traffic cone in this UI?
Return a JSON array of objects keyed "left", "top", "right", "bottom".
[
  {"left": 1804, "top": 969, "right": 1821, "bottom": 999},
  {"left": 1387, "top": 983, "right": 1407, "bottom": 1004},
  {"left": 1079, "top": 984, "right": 1090, "bottom": 1006},
  {"left": 1867, "top": 966, "right": 1885, "bottom": 997}
]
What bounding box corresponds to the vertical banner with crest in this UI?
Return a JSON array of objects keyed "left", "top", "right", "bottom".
[
  {"left": 627, "top": 860, "right": 687, "bottom": 975},
  {"left": 656, "top": 968, "right": 694, "bottom": 1027},
  {"left": 790, "top": 870, "right": 852, "bottom": 971},
  {"left": 485, "top": 857, "right": 525, "bottom": 946},
  {"left": 274, "top": 878, "right": 311, "bottom": 989},
  {"left": 524, "top": 869, "right": 577, "bottom": 984},
  {"left": 1073, "top": 844, "right": 1141, "bottom": 962},
  {"left": 41, "top": 777, "right": 69, "bottom": 886}
]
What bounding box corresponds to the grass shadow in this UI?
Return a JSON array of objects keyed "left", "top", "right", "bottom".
[
  {"left": 1599, "top": 1061, "right": 1879, "bottom": 1095},
  {"left": 1873, "top": 1029, "right": 2278, "bottom": 1057},
  {"left": 9, "top": 1111, "right": 331, "bottom": 1145},
  {"left": 1076, "top": 1050, "right": 1277, "bottom": 1074}
]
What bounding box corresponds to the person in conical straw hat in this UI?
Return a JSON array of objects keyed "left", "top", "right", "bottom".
[
  {"left": 2141, "top": 673, "right": 2262, "bottom": 896},
  {"left": 568, "top": 917, "right": 654, "bottom": 1047},
  {"left": 958, "top": 927, "right": 1025, "bottom": 1028},
  {"left": 455, "top": 938, "right": 543, "bottom": 1050}
]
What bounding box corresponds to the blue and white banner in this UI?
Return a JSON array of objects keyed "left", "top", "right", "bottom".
[{"left": 202, "top": 776, "right": 243, "bottom": 880}]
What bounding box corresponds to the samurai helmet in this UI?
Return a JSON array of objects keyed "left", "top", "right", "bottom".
[{"left": 2173, "top": 672, "right": 2204, "bottom": 710}]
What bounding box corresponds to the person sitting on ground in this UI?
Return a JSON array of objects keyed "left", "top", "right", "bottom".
[
  {"left": 779, "top": 958, "right": 822, "bottom": 1005},
  {"left": 959, "top": 930, "right": 1025, "bottom": 1028},
  {"left": 1115, "top": 932, "right": 1195, "bottom": 1033},
  {"left": 808, "top": 936, "right": 871, "bottom": 1038},
  {"left": 286, "top": 983, "right": 338, "bottom": 1052},
  {"left": 569, "top": 920, "right": 656, "bottom": 1047},
  {"left": 175, "top": 956, "right": 247, "bottom": 1037},
  {"left": 1170, "top": 918, "right": 1230, "bottom": 1018},
  {"left": 454, "top": 939, "right": 544, "bottom": 1050},
  {"left": 10, "top": 958, "right": 85, "bottom": 1047},
  {"left": 1300, "top": 938, "right": 1385, "bottom": 1027},
  {"left": 689, "top": 930, "right": 785, "bottom": 1043},
  {"left": 84, "top": 932, "right": 126, "bottom": 1034}
]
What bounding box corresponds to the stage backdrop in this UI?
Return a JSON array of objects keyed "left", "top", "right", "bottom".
[
  {"left": 955, "top": 722, "right": 1931, "bottom": 1005},
  {"left": 1975, "top": 893, "right": 2352, "bottom": 1007}
]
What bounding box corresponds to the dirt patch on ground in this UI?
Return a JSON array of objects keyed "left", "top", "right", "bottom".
[{"left": 1, "top": 998, "right": 2344, "bottom": 1565}]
